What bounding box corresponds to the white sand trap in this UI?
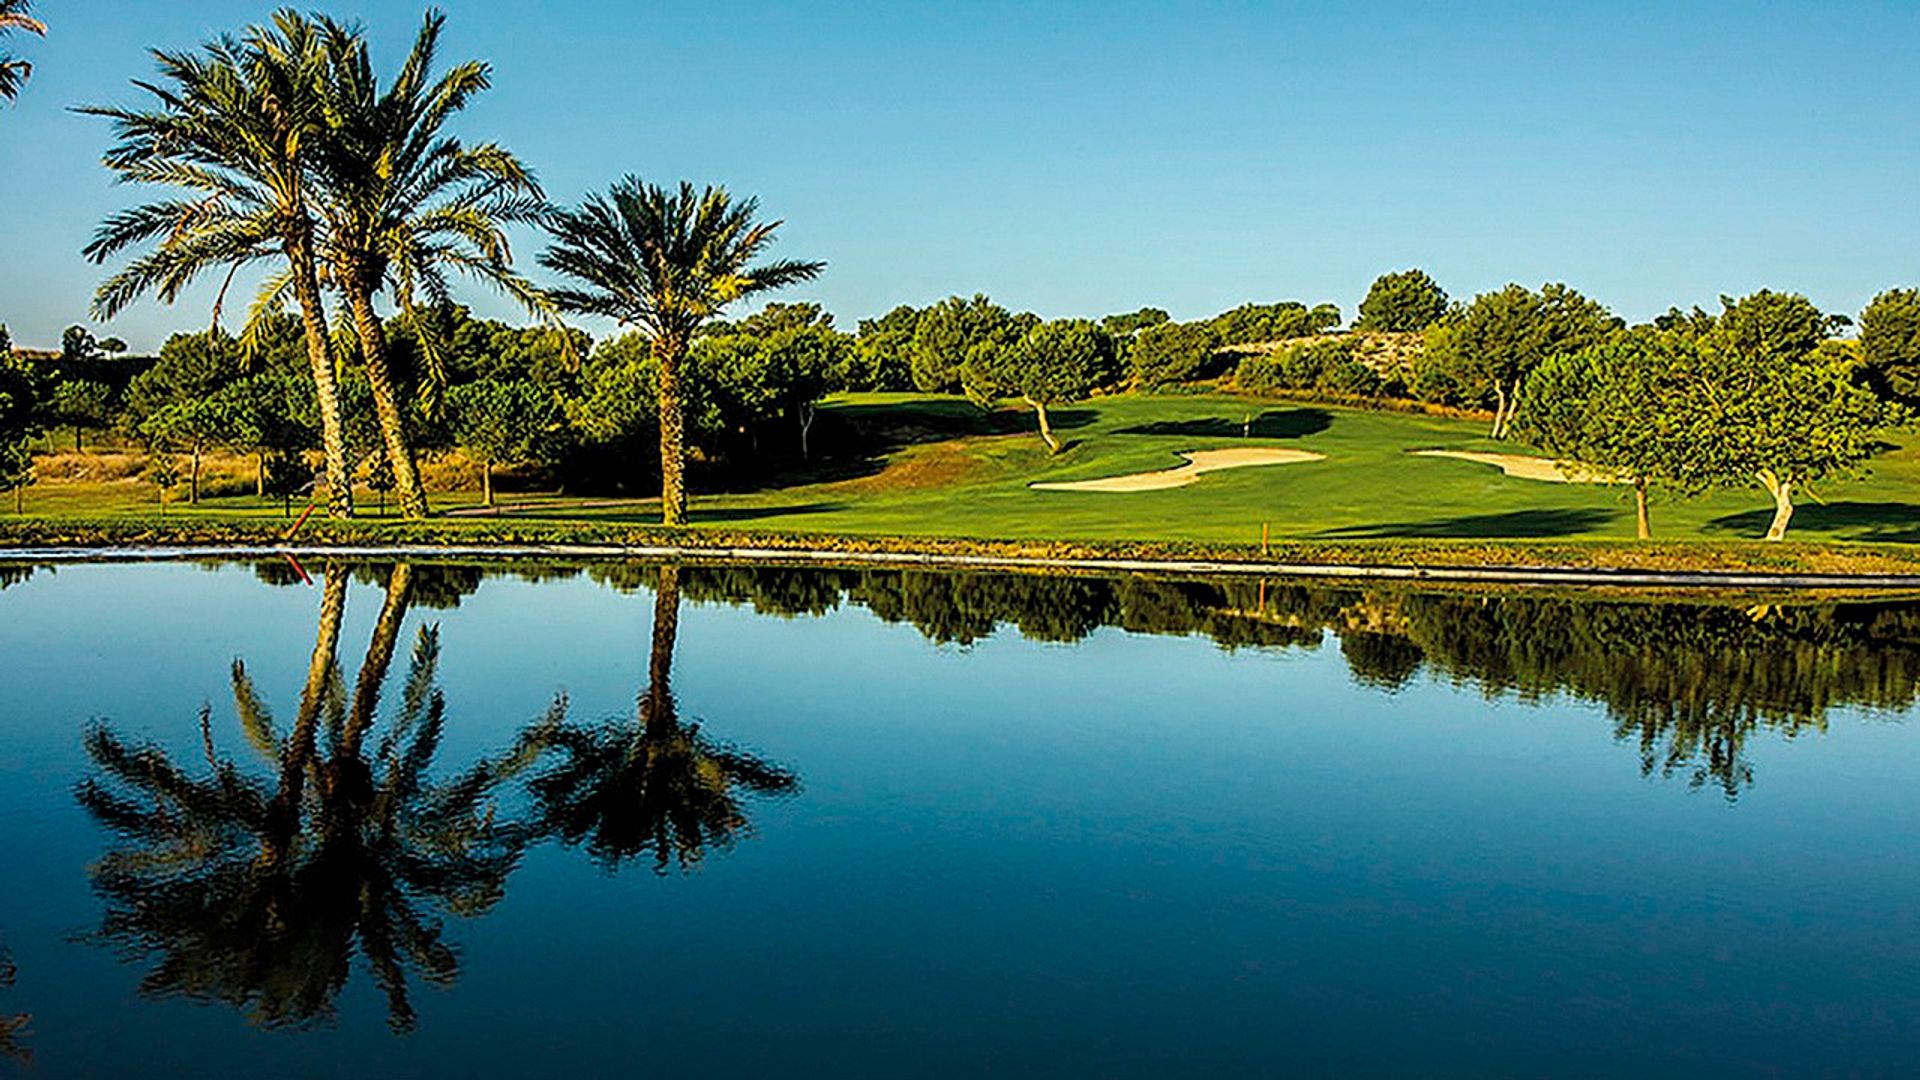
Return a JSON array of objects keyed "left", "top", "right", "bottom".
[
  {"left": 1031, "top": 447, "right": 1325, "bottom": 493},
  {"left": 1413, "top": 449, "right": 1620, "bottom": 484}
]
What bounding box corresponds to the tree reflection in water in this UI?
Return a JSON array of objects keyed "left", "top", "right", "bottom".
[
  {"left": 0, "top": 945, "right": 28, "bottom": 1065},
  {"left": 76, "top": 563, "right": 540, "bottom": 1033},
  {"left": 520, "top": 565, "right": 800, "bottom": 874}
]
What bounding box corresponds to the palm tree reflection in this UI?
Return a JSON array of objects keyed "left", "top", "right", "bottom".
[
  {"left": 0, "top": 945, "right": 29, "bottom": 1065},
  {"left": 76, "top": 563, "right": 537, "bottom": 1033},
  {"left": 522, "top": 564, "right": 800, "bottom": 874}
]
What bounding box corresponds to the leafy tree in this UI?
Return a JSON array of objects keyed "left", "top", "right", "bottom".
[
  {"left": 1423, "top": 282, "right": 1619, "bottom": 437},
  {"left": 701, "top": 318, "right": 846, "bottom": 458},
  {"left": 0, "top": 353, "right": 44, "bottom": 512},
  {"left": 849, "top": 304, "right": 921, "bottom": 391},
  {"left": 1859, "top": 287, "right": 1920, "bottom": 403},
  {"left": 541, "top": 177, "right": 823, "bottom": 525},
  {"left": 49, "top": 379, "right": 112, "bottom": 450},
  {"left": 1209, "top": 301, "right": 1340, "bottom": 346},
  {"left": 140, "top": 397, "right": 240, "bottom": 504},
  {"left": 60, "top": 325, "right": 100, "bottom": 363},
  {"left": 309, "top": 11, "right": 549, "bottom": 520},
  {"left": 447, "top": 378, "right": 561, "bottom": 506},
  {"left": 0, "top": 0, "right": 42, "bottom": 104},
  {"left": 909, "top": 294, "right": 1032, "bottom": 393},
  {"left": 1130, "top": 320, "right": 1220, "bottom": 388},
  {"left": 962, "top": 318, "right": 1117, "bottom": 453},
  {"left": 83, "top": 12, "right": 356, "bottom": 517},
  {"left": 1690, "top": 292, "right": 1890, "bottom": 539},
  {"left": 1355, "top": 269, "right": 1448, "bottom": 332},
  {"left": 1099, "top": 307, "right": 1171, "bottom": 337},
  {"left": 1512, "top": 330, "right": 1704, "bottom": 538}
]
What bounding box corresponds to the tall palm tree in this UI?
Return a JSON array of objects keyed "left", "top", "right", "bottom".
[
  {"left": 541, "top": 180, "right": 823, "bottom": 525},
  {"left": 309, "top": 12, "right": 550, "bottom": 520},
  {"left": 0, "top": 0, "right": 44, "bottom": 104},
  {"left": 521, "top": 564, "right": 800, "bottom": 872},
  {"left": 77, "top": 563, "right": 537, "bottom": 1032},
  {"left": 81, "top": 12, "right": 356, "bottom": 518}
]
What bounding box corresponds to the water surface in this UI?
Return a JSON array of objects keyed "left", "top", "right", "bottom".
[{"left": 1, "top": 559, "right": 1917, "bottom": 1077}]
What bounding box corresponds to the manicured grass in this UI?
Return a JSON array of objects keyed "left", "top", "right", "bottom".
[{"left": 10, "top": 392, "right": 1920, "bottom": 550}]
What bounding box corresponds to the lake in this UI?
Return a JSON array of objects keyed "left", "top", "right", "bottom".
[{"left": 1, "top": 558, "right": 1918, "bottom": 1077}]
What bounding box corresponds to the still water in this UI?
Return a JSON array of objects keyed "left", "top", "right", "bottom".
[{"left": 1, "top": 558, "right": 1918, "bottom": 1077}]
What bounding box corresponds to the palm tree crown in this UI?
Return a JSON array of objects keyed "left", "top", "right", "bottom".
[{"left": 0, "top": 0, "right": 45, "bottom": 104}]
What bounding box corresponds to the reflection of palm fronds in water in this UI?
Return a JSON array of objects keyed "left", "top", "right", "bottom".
[
  {"left": 76, "top": 564, "right": 537, "bottom": 1034},
  {"left": 521, "top": 565, "right": 799, "bottom": 874},
  {"left": 0, "top": 947, "right": 29, "bottom": 1065}
]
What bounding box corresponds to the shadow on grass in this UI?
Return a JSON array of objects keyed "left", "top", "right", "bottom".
[
  {"left": 1706, "top": 500, "right": 1920, "bottom": 542},
  {"left": 1117, "top": 408, "right": 1332, "bottom": 440},
  {"left": 701, "top": 401, "right": 1099, "bottom": 496},
  {"left": 693, "top": 502, "right": 847, "bottom": 524},
  {"left": 1317, "top": 508, "right": 1619, "bottom": 539}
]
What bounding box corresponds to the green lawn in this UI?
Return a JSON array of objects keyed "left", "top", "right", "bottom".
[{"left": 14, "top": 391, "right": 1920, "bottom": 547}]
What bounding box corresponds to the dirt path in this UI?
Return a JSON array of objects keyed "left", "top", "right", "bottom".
[
  {"left": 1412, "top": 449, "right": 1619, "bottom": 484},
  {"left": 1031, "top": 447, "right": 1325, "bottom": 493}
]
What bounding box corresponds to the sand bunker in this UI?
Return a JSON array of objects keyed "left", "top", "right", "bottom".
[
  {"left": 1413, "top": 449, "right": 1619, "bottom": 484},
  {"left": 1031, "top": 447, "right": 1325, "bottom": 493}
]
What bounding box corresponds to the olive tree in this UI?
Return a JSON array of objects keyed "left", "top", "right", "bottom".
[{"left": 447, "top": 378, "right": 561, "bottom": 506}]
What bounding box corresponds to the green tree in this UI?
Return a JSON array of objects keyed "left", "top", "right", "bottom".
[
  {"left": 140, "top": 397, "right": 239, "bottom": 505},
  {"left": 0, "top": 354, "right": 44, "bottom": 512},
  {"left": 1424, "top": 282, "right": 1619, "bottom": 437},
  {"left": 1690, "top": 292, "right": 1890, "bottom": 539},
  {"left": 1099, "top": 307, "right": 1171, "bottom": 337},
  {"left": 0, "top": 0, "right": 42, "bottom": 104},
  {"left": 1209, "top": 301, "right": 1340, "bottom": 346},
  {"left": 541, "top": 177, "right": 824, "bottom": 525},
  {"left": 49, "top": 378, "right": 112, "bottom": 450},
  {"left": 447, "top": 378, "right": 560, "bottom": 506},
  {"left": 1859, "top": 287, "right": 1920, "bottom": 403},
  {"left": 308, "top": 11, "right": 550, "bottom": 521},
  {"left": 60, "top": 325, "right": 99, "bottom": 362},
  {"left": 849, "top": 304, "right": 921, "bottom": 391},
  {"left": 909, "top": 294, "right": 1032, "bottom": 393},
  {"left": 962, "top": 318, "right": 1117, "bottom": 453},
  {"left": 1130, "top": 319, "right": 1220, "bottom": 388},
  {"left": 82, "top": 12, "right": 356, "bottom": 517},
  {"left": 1355, "top": 269, "right": 1448, "bottom": 332},
  {"left": 1512, "top": 330, "right": 1704, "bottom": 539}
]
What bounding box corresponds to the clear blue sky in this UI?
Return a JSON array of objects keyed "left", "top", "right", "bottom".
[{"left": 1, "top": 0, "right": 1916, "bottom": 351}]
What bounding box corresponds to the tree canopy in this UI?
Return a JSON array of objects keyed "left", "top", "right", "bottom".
[{"left": 1355, "top": 269, "right": 1448, "bottom": 332}]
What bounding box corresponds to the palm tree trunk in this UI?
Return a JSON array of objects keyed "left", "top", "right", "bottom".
[
  {"left": 654, "top": 338, "right": 689, "bottom": 527},
  {"left": 348, "top": 288, "right": 429, "bottom": 519},
  {"left": 269, "top": 564, "right": 348, "bottom": 859},
  {"left": 188, "top": 444, "right": 200, "bottom": 505},
  {"left": 1633, "top": 477, "right": 1651, "bottom": 540},
  {"left": 283, "top": 222, "right": 354, "bottom": 519},
  {"left": 481, "top": 456, "right": 493, "bottom": 507}
]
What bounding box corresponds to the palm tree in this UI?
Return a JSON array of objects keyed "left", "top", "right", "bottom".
[
  {"left": 540, "top": 180, "right": 823, "bottom": 525},
  {"left": 521, "top": 564, "right": 800, "bottom": 872},
  {"left": 0, "top": 0, "right": 43, "bottom": 105},
  {"left": 309, "top": 12, "right": 550, "bottom": 520},
  {"left": 81, "top": 13, "right": 356, "bottom": 517},
  {"left": 76, "top": 563, "right": 537, "bottom": 1032}
]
